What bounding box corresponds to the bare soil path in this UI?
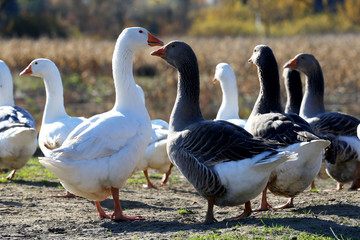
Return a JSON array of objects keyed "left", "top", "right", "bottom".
[{"left": 1, "top": 168, "right": 359, "bottom": 239}]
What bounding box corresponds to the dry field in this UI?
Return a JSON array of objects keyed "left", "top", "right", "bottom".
[{"left": 1, "top": 34, "right": 360, "bottom": 126}]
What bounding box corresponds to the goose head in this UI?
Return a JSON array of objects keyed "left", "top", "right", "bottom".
[
  {"left": 283, "top": 53, "right": 319, "bottom": 75},
  {"left": 150, "top": 41, "right": 196, "bottom": 69},
  {"left": 248, "top": 45, "right": 276, "bottom": 68},
  {"left": 0, "top": 60, "right": 14, "bottom": 106},
  {"left": 213, "top": 63, "right": 235, "bottom": 85},
  {"left": 19, "top": 58, "right": 58, "bottom": 78},
  {"left": 119, "top": 27, "right": 163, "bottom": 51}
]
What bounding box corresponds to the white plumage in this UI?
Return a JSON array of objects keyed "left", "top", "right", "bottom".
[{"left": 38, "top": 27, "right": 163, "bottom": 220}]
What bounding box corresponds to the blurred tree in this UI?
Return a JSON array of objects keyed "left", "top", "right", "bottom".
[
  {"left": 313, "top": 0, "right": 324, "bottom": 13},
  {"left": 0, "top": 0, "right": 359, "bottom": 38},
  {"left": 0, "top": 0, "right": 11, "bottom": 12},
  {"left": 248, "top": 0, "right": 286, "bottom": 36},
  {"left": 189, "top": 0, "right": 255, "bottom": 36},
  {"left": 339, "top": 0, "right": 360, "bottom": 26}
]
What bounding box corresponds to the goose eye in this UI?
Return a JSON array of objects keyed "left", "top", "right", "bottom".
[{"left": 139, "top": 30, "right": 143, "bottom": 33}]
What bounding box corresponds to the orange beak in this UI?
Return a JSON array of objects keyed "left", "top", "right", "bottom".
[
  {"left": 151, "top": 46, "right": 166, "bottom": 58},
  {"left": 283, "top": 58, "right": 297, "bottom": 69},
  {"left": 19, "top": 65, "right": 32, "bottom": 76},
  {"left": 147, "top": 33, "right": 164, "bottom": 47},
  {"left": 212, "top": 78, "right": 218, "bottom": 84}
]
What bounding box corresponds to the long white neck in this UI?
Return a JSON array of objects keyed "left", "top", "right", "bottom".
[
  {"left": 216, "top": 78, "right": 239, "bottom": 120},
  {"left": 41, "top": 69, "right": 68, "bottom": 123},
  {"left": 112, "top": 37, "right": 147, "bottom": 114},
  {"left": 0, "top": 66, "right": 15, "bottom": 106}
]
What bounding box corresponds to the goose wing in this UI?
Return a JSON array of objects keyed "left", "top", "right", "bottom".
[
  {"left": 178, "top": 120, "right": 280, "bottom": 167},
  {"left": 310, "top": 112, "right": 360, "bottom": 137},
  {"left": 0, "top": 106, "right": 35, "bottom": 131},
  {"left": 51, "top": 112, "right": 143, "bottom": 161},
  {"left": 248, "top": 113, "right": 318, "bottom": 144}
]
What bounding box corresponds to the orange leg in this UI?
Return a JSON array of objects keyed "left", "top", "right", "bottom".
[
  {"left": 225, "top": 201, "right": 252, "bottom": 221},
  {"left": 111, "top": 187, "right": 145, "bottom": 221},
  {"left": 6, "top": 170, "right": 16, "bottom": 180},
  {"left": 273, "top": 197, "right": 294, "bottom": 209},
  {"left": 204, "top": 196, "right": 217, "bottom": 224},
  {"left": 161, "top": 163, "right": 174, "bottom": 186},
  {"left": 254, "top": 187, "right": 272, "bottom": 211},
  {"left": 143, "top": 170, "right": 157, "bottom": 189},
  {"left": 95, "top": 201, "right": 111, "bottom": 219},
  {"left": 310, "top": 180, "right": 318, "bottom": 191}
]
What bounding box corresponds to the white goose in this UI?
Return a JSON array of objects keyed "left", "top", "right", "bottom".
[
  {"left": 20, "top": 58, "right": 86, "bottom": 157},
  {"left": 0, "top": 60, "right": 37, "bottom": 179},
  {"left": 20, "top": 58, "right": 87, "bottom": 197},
  {"left": 39, "top": 27, "right": 163, "bottom": 221},
  {"left": 213, "top": 63, "right": 247, "bottom": 128},
  {"left": 136, "top": 85, "right": 173, "bottom": 188}
]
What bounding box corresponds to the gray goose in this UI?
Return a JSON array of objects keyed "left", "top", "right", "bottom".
[
  {"left": 284, "top": 53, "right": 360, "bottom": 191},
  {"left": 151, "top": 41, "right": 327, "bottom": 224},
  {"left": 245, "top": 45, "right": 329, "bottom": 210}
]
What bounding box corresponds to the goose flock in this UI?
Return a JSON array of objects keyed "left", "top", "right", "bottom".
[{"left": 1, "top": 27, "right": 359, "bottom": 224}]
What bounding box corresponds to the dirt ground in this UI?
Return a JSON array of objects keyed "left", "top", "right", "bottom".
[{"left": 1, "top": 168, "right": 359, "bottom": 240}]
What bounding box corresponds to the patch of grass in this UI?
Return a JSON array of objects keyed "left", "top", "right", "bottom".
[
  {"left": 126, "top": 171, "right": 147, "bottom": 187},
  {"left": 0, "top": 157, "right": 58, "bottom": 183},
  {"left": 177, "top": 208, "right": 193, "bottom": 215},
  {"left": 169, "top": 175, "right": 182, "bottom": 184}
]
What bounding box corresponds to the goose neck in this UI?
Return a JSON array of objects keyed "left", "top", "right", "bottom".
[
  {"left": 170, "top": 63, "right": 204, "bottom": 132},
  {"left": 284, "top": 76, "right": 302, "bottom": 115},
  {"left": 216, "top": 79, "right": 239, "bottom": 120},
  {"left": 0, "top": 70, "right": 14, "bottom": 106},
  {"left": 250, "top": 63, "right": 283, "bottom": 117},
  {"left": 300, "top": 68, "right": 326, "bottom": 118},
  {"left": 42, "top": 70, "right": 67, "bottom": 123},
  {"left": 112, "top": 42, "right": 145, "bottom": 112}
]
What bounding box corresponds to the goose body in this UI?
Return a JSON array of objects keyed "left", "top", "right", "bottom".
[
  {"left": 284, "top": 53, "right": 360, "bottom": 190},
  {"left": 0, "top": 60, "right": 37, "bottom": 179},
  {"left": 39, "top": 27, "right": 163, "bottom": 220},
  {"left": 20, "top": 58, "right": 86, "bottom": 157},
  {"left": 213, "top": 63, "right": 247, "bottom": 128},
  {"left": 151, "top": 41, "right": 325, "bottom": 223},
  {"left": 136, "top": 85, "right": 173, "bottom": 188},
  {"left": 246, "top": 45, "right": 329, "bottom": 210}
]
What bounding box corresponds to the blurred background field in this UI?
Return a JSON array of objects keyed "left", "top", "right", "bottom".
[
  {"left": 1, "top": 0, "right": 360, "bottom": 130},
  {"left": 2, "top": 34, "right": 360, "bottom": 130}
]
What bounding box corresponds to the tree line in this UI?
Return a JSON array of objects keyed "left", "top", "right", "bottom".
[{"left": 0, "top": 0, "right": 359, "bottom": 38}]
